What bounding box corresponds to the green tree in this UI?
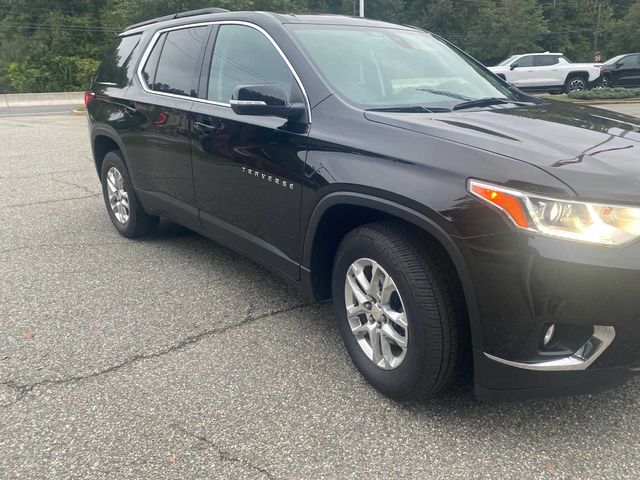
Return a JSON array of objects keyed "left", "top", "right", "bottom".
[
  {"left": 0, "top": 0, "right": 111, "bottom": 92},
  {"left": 1, "top": 0, "right": 639, "bottom": 93},
  {"left": 609, "top": 0, "right": 640, "bottom": 54},
  {"left": 463, "top": 0, "right": 549, "bottom": 65}
]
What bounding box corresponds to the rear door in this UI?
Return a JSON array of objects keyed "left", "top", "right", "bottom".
[
  {"left": 532, "top": 55, "right": 561, "bottom": 87},
  {"left": 190, "top": 23, "right": 309, "bottom": 279},
  {"left": 125, "top": 25, "right": 211, "bottom": 229}
]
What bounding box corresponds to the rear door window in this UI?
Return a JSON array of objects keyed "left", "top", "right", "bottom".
[
  {"left": 534, "top": 55, "right": 559, "bottom": 66},
  {"left": 144, "top": 26, "right": 210, "bottom": 97},
  {"left": 96, "top": 34, "right": 142, "bottom": 87}
]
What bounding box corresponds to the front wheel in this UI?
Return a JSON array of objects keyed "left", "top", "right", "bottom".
[{"left": 331, "top": 221, "right": 465, "bottom": 400}]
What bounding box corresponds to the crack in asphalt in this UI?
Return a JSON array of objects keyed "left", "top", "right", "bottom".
[
  {"left": 172, "top": 424, "right": 276, "bottom": 479},
  {"left": 50, "top": 178, "right": 99, "bottom": 195},
  {"left": 9, "top": 193, "right": 100, "bottom": 208},
  {"left": 0, "top": 303, "right": 312, "bottom": 409}
]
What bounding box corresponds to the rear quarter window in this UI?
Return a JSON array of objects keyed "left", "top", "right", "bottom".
[{"left": 95, "top": 34, "right": 142, "bottom": 87}]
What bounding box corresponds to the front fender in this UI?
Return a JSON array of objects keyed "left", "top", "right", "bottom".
[{"left": 302, "top": 191, "right": 483, "bottom": 350}]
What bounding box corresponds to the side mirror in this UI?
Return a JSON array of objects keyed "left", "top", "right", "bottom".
[
  {"left": 510, "top": 64, "right": 519, "bottom": 70},
  {"left": 615, "top": 62, "right": 623, "bottom": 68},
  {"left": 230, "top": 84, "right": 305, "bottom": 120}
]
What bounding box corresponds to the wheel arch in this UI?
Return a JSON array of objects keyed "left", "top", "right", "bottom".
[
  {"left": 565, "top": 70, "right": 590, "bottom": 82},
  {"left": 91, "top": 127, "right": 129, "bottom": 177},
  {"left": 301, "top": 192, "right": 482, "bottom": 349}
]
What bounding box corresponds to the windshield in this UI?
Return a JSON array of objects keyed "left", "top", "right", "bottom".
[
  {"left": 287, "top": 25, "right": 518, "bottom": 110},
  {"left": 497, "top": 55, "right": 518, "bottom": 66},
  {"left": 604, "top": 54, "right": 625, "bottom": 65}
]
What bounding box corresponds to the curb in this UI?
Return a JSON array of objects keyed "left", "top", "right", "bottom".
[{"left": 0, "top": 91, "right": 84, "bottom": 108}]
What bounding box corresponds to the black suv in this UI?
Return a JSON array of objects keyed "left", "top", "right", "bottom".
[
  {"left": 601, "top": 53, "right": 640, "bottom": 88},
  {"left": 87, "top": 8, "right": 640, "bottom": 401}
]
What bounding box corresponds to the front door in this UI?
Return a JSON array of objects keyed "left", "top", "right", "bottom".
[
  {"left": 191, "top": 23, "right": 309, "bottom": 279},
  {"left": 619, "top": 54, "right": 640, "bottom": 87},
  {"left": 508, "top": 55, "right": 535, "bottom": 87}
]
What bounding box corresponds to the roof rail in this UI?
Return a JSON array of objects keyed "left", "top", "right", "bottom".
[{"left": 124, "top": 7, "right": 229, "bottom": 32}]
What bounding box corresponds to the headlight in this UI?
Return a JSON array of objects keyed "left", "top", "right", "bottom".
[{"left": 468, "top": 179, "right": 640, "bottom": 245}]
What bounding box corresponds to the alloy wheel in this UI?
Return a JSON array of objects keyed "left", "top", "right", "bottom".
[
  {"left": 568, "top": 78, "right": 586, "bottom": 92},
  {"left": 106, "top": 166, "right": 130, "bottom": 224},
  {"left": 344, "top": 258, "right": 408, "bottom": 370}
]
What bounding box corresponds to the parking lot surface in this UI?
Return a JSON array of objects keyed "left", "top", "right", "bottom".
[{"left": 1, "top": 106, "right": 640, "bottom": 479}]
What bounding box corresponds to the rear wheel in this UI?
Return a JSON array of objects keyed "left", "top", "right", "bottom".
[
  {"left": 100, "top": 150, "right": 158, "bottom": 238},
  {"left": 565, "top": 75, "right": 587, "bottom": 93},
  {"left": 331, "top": 221, "right": 465, "bottom": 400}
]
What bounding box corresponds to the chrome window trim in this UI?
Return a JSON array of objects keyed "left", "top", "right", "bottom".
[{"left": 135, "top": 20, "right": 312, "bottom": 122}]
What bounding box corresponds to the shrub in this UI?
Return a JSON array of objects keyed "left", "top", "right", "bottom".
[
  {"left": 6, "top": 57, "right": 99, "bottom": 93},
  {"left": 568, "top": 87, "right": 640, "bottom": 100}
]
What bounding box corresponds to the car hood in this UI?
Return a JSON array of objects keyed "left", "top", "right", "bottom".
[{"left": 364, "top": 101, "right": 640, "bottom": 203}]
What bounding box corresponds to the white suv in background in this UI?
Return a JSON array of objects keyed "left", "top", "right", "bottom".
[{"left": 488, "top": 53, "right": 603, "bottom": 94}]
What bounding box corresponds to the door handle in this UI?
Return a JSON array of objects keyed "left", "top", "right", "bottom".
[{"left": 194, "top": 121, "right": 221, "bottom": 132}]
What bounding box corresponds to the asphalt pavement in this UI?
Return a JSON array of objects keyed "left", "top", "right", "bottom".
[{"left": 1, "top": 105, "right": 640, "bottom": 479}]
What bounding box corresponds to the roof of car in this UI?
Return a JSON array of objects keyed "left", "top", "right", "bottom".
[
  {"left": 515, "top": 52, "right": 564, "bottom": 56},
  {"left": 123, "top": 9, "right": 416, "bottom": 34}
]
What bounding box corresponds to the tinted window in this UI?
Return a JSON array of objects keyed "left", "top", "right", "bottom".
[
  {"left": 141, "top": 34, "right": 165, "bottom": 90},
  {"left": 96, "top": 34, "right": 142, "bottom": 87},
  {"left": 514, "top": 56, "right": 533, "bottom": 67},
  {"left": 153, "top": 26, "right": 209, "bottom": 97},
  {"left": 534, "top": 55, "right": 558, "bottom": 66},
  {"left": 207, "top": 25, "right": 294, "bottom": 103},
  {"left": 604, "top": 54, "right": 625, "bottom": 65}
]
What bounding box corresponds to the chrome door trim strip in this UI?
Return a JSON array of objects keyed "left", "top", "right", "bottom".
[{"left": 135, "top": 20, "right": 312, "bottom": 122}]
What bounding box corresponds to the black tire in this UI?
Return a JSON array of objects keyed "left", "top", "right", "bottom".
[
  {"left": 100, "top": 150, "right": 158, "bottom": 238},
  {"left": 565, "top": 75, "right": 587, "bottom": 94},
  {"left": 331, "top": 221, "right": 465, "bottom": 401}
]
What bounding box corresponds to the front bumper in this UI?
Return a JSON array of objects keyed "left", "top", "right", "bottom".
[
  {"left": 457, "top": 231, "right": 640, "bottom": 400},
  {"left": 474, "top": 350, "right": 639, "bottom": 401}
]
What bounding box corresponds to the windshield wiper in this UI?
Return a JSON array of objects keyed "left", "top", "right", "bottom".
[
  {"left": 414, "top": 88, "right": 473, "bottom": 101},
  {"left": 367, "top": 105, "right": 451, "bottom": 113},
  {"left": 453, "top": 97, "right": 514, "bottom": 110}
]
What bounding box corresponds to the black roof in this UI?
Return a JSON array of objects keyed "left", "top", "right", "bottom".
[
  {"left": 124, "top": 7, "right": 229, "bottom": 31},
  {"left": 123, "top": 8, "right": 414, "bottom": 33}
]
